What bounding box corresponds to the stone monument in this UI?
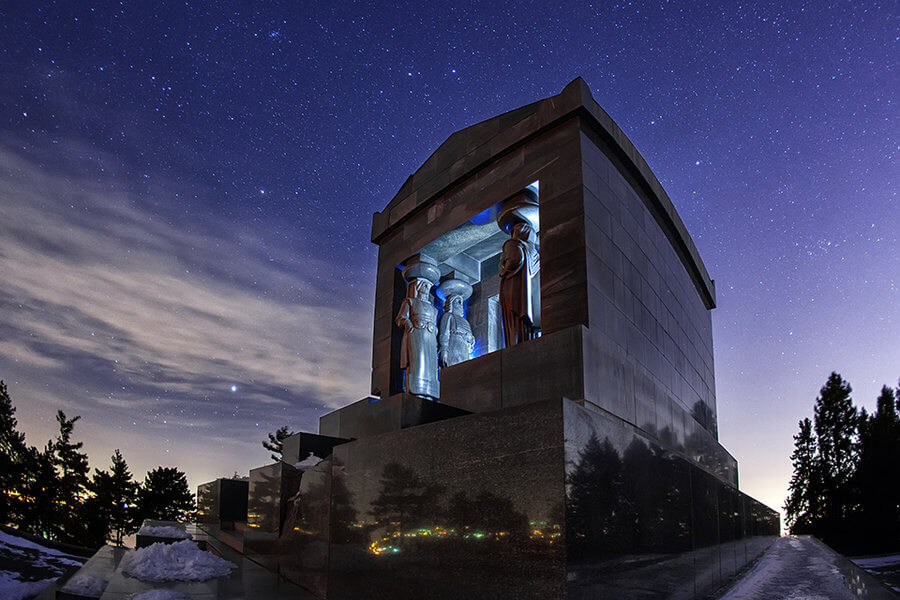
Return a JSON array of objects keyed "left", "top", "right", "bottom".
[{"left": 196, "top": 78, "right": 779, "bottom": 600}]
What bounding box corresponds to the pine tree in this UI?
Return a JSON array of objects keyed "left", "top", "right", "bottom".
[
  {"left": 138, "top": 466, "right": 195, "bottom": 522},
  {"left": 107, "top": 450, "right": 140, "bottom": 544},
  {"left": 784, "top": 372, "right": 872, "bottom": 552},
  {"left": 263, "top": 425, "right": 295, "bottom": 462},
  {"left": 52, "top": 411, "right": 91, "bottom": 542},
  {"left": 812, "top": 373, "right": 859, "bottom": 523},
  {"left": 854, "top": 386, "right": 900, "bottom": 552},
  {"left": 84, "top": 451, "right": 140, "bottom": 546},
  {"left": 784, "top": 418, "right": 818, "bottom": 531},
  {"left": 0, "top": 380, "right": 29, "bottom": 524},
  {"left": 20, "top": 442, "right": 60, "bottom": 539},
  {"left": 84, "top": 468, "right": 115, "bottom": 547}
]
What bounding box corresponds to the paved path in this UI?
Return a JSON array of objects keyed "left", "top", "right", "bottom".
[{"left": 719, "top": 536, "right": 896, "bottom": 600}]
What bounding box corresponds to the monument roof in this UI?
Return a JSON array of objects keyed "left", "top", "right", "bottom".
[{"left": 373, "top": 77, "right": 716, "bottom": 309}]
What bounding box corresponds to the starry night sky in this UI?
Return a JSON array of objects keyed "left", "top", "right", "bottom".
[{"left": 1, "top": 2, "right": 896, "bottom": 513}]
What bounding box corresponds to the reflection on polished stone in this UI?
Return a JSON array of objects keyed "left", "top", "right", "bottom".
[
  {"left": 247, "top": 462, "right": 301, "bottom": 535},
  {"left": 196, "top": 477, "right": 248, "bottom": 525},
  {"left": 243, "top": 399, "right": 778, "bottom": 599},
  {"left": 563, "top": 399, "right": 779, "bottom": 599},
  {"left": 325, "top": 399, "right": 565, "bottom": 599}
]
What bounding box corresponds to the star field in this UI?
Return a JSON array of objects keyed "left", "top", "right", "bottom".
[{"left": 0, "top": 1, "right": 896, "bottom": 512}]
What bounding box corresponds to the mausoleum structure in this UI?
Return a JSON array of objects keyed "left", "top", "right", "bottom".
[{"left": 196, "top": 78, "right": 779, "bottom": 599}]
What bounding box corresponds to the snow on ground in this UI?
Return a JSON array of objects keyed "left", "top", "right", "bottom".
[
  {"left": 120, "top": 539, "right": 235, "bottom": 582},
  {"left": 718, "top": 536, "right": 886, "bottom": 600},
  {"left": 851, "top": 554, "right": 900, "bottom": 593},
  {"left": 852, "top": 555, "right": 900, "bottom": 570},
  {"left": 60, "top": 572, "right": 108, "bottom": 596},
  {"left": 0, "top": 530, "right": 85, "bottom": 558},
  {"left": 0, "top": 529, "right": 86, "bottom": 600},
  {"left": 295, "top": 452, "right": 322, "bottom": 471},
  {"left": 137, "top": 525, "right": 192, "bottom": 539},
  {"left": 0, "top": 572, "right": 57, "bottom": 600}
]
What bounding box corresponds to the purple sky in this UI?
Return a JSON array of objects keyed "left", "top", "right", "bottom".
[{"left": 1, "top": 1, "right": 896, "bottom": 514}]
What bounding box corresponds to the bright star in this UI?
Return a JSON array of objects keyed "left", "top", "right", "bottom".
[{"left": 231, "top": 385, "right": 237, "bottom": 392}]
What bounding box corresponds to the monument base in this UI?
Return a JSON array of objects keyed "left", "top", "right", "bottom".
[{"left": 237, "top": 397, "right": 777, "bottom": 599}]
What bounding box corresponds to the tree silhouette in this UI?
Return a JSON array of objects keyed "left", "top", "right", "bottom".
[
  {"left": 51, "top": 411, "right": 91, "bottom": 542},
  {"left": 853, "top": 385, "right": 900, "bottom": 552},
  {"left": 784, "top": 372, "right": 900, "bottom": 554},
  {"left": 138, "top": 466, "right": 196, "bottom": 522},
  {"left": 263, "top": 426, "right": 295, "bottom": 462},
  {"left": 370, "top": 462, "right": 442, "bottom": 542},
  {"left": 446, "top": 490, "right": 528, "bottom": 539},
  {"left": 329, "top": 466, "right": 360, "bottom": 543},
  {"left": 566, "top": 434, "right": 632, "bottom": 557},
  {"left": 622, "top": 437, "right": 690, "bottom": 553},
  {"left": 784, "top": 417, "right": 819, "bottom": 531},
  {"left": 814, "top": 374, "right": 858, "bottom": 493},
  {"left": 0, "top": 380, "right": 28, "bottom": 524},
  {"left": 84, "top": 450, "right": 140, "bottom": 546},
  {"left": 108, "top": 450, "right": 140, "bottom": 544},
  {"left": 19, "top": 443, "right": 58, "bottom": 539}
]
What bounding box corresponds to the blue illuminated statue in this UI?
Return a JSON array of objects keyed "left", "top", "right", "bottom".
[
  {"left": 396, "top": 257, "right": 441, "bottom": 399},
  {"left": 438, "top": 278, "right": 475, "bottom": 367}
]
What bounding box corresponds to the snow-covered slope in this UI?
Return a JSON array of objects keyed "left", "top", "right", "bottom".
[{"left": 0, "top": 529, "right": 87, "bottom": 600}]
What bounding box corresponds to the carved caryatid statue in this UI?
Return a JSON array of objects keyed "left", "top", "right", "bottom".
[
  {"left": 396, "top": 256, "right": 441, "bottom": 399},
  {"left": 437, "top": 278, "right": 475, "bottom": 367},
  {"left": 498, "top": 189, "right": 540, "bottom": 348}
]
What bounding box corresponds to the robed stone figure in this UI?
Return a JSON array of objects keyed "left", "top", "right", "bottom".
[
  {"left": 499, "top": 221, "right": 540, "bottom": 347},
  {"left": 438, "top": 279, "right": 475, "bottom": 367},
  {"left": 396, "top": 277, "right": 440, "bottom": 399}
]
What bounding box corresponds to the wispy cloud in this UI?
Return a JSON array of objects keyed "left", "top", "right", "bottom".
[{"left": 0, "top": 138, "right": 373, "bottom": 454}]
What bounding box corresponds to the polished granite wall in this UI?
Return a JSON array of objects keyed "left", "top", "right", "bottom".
[
  {"left": 563, "top": 399, "right": 778, "bottom": 599},
  {"left": 247, "top": 462, "right": 301, "bottom": 535},
  {"left": 282, "top": 399, "right": 777, "bottom": 599},
  {"left": 325, "top": 400, "right": 566, "bottom": 599},
  {"left": 196, "top": 478, "right": 249, "bottom": 524},
  {"left": 579, "top": 120, "right": 719, "bottom": 439}
]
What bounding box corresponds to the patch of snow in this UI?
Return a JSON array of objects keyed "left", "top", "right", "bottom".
[
  {"left": 132, "top": 590, "right": 192, "bottom": 600},
  {"left": 61, "top": 572, "right": 108, "bottom": 596},
  {"left": 120, "top": 540, "right": 235, "bottom": 582},
  {"left": 137, "top": 525, "right": 192, "bottom": 539},
  {"left": 295, "top": 452, "right": 322, "bottom": 471},
  {"left": 0, "top": 571, "right": 56, "bottom": 600},
  {"left": 0, "top": 529, "right": 83, "bottom": 559},
  {"left": 851, "top": 554, "right": 900, "bottom": 569},
  {"left": 0, "top": 529, "right": 87, "bottom": 599}
]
